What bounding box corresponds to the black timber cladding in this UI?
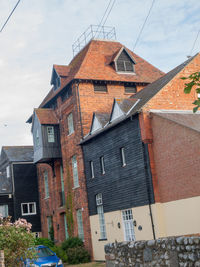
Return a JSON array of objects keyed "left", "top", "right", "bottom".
[
  {"left": 81, "top": 114, "right": 154, "bottom": 216},
  {"left": 13, "top": 163, "right": 41, "bottom": 232}
]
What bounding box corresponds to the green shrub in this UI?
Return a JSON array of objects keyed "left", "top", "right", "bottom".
[
  {"left": 34, "top": 237, "right": 54, "bottom": 248},
  {"left": 67, "top": 246, "right": 90, "bottom": 264},
  {"left": 51, "top": 245, "right": 68, "bottom": 263},
  {"left": 61, "top": 236, "right": 83, "bottom": 251}
]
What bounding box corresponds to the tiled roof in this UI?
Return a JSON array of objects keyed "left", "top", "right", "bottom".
[
  {"left": 81, "top": 54, "right": 199, "bottom": 144},
  {"left": 53, "top": 64, "right": 71, "bottom": 77},
  {"left": 128, "top": 54, "right": 198, "bottom": 116},
  {"left": 39, "top": 39, "right": 164, "bottom": 108},
  {"left": 151, "top": 111, "right": 200, "bottom": 133},
  {"left": 35, "top": 108, "right": 59, "bottom": 124},
  {"left": 2, "top": 146, "right": 33, "bottom": 162}
]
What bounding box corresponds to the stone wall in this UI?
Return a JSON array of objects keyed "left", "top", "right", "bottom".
[{"left": 105, "top": 237, "right": 200, "bottom": 267}]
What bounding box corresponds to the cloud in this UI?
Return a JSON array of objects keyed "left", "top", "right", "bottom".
[{"left": 0, "top": 0, "right": 200, "bottom": 149}]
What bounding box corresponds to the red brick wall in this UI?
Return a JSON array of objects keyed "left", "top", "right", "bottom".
[{"left": 151, "top": 114, "right": 200, "bottom": 203}]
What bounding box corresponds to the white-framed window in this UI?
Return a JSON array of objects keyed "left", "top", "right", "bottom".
[
  {"left": 6, "top": 166, "right": 10, "bottom": 178},
  {"left": 47, "top": 126, "right": 55, "bottom": 142},
  {"left": 76, "top": 209, "right": 84, "bottom": 240},
  {"left": 72, "top": 155, "right": 79, "bottom": 188},
  {"left": 0, "top": 205, "right": 8, "bottom": 217},
  {"left": 21, "top": 202, "right": 36, "bottom": 216},
  {"left": 96, "top": 193, "right": 103, "bottom": 206},
  {"left": 120, "top": 147, "right": 126, "bottom": 167},
  {"left": 96, "top": 193, "right": 107, "bottom": 239},
  {"left": 44, "top": 171, "right": 49, "bottom": 198},
  {"left": 90, "top": 161, "right": 94, "bottom": 179},
  {"left": 36, "top": 129, "right": 40, "bottom": 147},
  {"left": 198, "top": 93, "right": 200, "bottom": 98},
  {"left": 122, "top": 209, "right": 135, "bottom": 241},
  {"left": 67, "top": 113, "right": 74, "bottom": 135},
  {"left": 100, "top": 156, "right": 105, "bottom": 175}
]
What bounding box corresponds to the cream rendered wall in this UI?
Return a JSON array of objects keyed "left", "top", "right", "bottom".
[
  {"left": 153, "top": 196, "right": 200, "bottom": 238},
  {"left": 90, "top": 205, "right": 154, "bottom": 261}
]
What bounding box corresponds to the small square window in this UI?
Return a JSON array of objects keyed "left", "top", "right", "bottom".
[
  {"left": 21, "top": 202, "right": 36, "bottom": 216},
  {"left": 47, "top": 126, "right": 55, "bottom": 143}
]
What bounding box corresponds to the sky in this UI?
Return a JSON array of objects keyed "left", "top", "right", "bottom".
[{"left": 0, "top": 0, "right": 200, "bottom": 149}]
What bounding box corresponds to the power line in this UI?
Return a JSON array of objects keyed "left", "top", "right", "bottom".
[
  {"left": 95, "top": 0, "right": 116, "bottom": 38},
  {"left": 189, "top": 29, "right": 200, "bottom": 57},
  {"left": 101, "top": 0, "right": 116, "bottom": 27},
  {"left": 133, "top": 0, "right": 156, "bottom": 52},
  {"left": 0, "top": 0, "right": 21, "bottom": 33}
]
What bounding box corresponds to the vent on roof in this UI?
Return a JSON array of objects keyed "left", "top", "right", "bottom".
[{"left": 72, "top": 25, "right": 116, "bottom": 57}]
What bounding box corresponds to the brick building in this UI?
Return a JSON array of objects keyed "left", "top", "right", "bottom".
[
  {"left": 80, "top": 53, "right": 200, "bottom": 260},
  {"left": 27, "top": 38, "right": 164, "bottom": 253}
]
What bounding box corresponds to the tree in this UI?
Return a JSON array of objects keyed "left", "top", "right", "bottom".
[
  {"left": 181, "top": 72, "right": 200, "bottom": 112},
  {"left": 0, "top": 216, "right": 36, "bottom": 267}
]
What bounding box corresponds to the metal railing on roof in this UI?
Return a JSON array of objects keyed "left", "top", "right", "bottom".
[{"left": 72, "top": 25, "right": 116, "bottom": 57}]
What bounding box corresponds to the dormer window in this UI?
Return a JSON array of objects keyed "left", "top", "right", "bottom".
[
  {"left": 114, "top": 48, "right": 135, "bottom": 73},
  {"left": 51, "top": 68, "right": 61, "bottom": 91}
]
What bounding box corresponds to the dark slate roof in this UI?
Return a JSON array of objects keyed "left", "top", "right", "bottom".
[
  {"left": 128, "top": 54, "right": 198, "bottom": 116},
  {"left": 151, "top": 111, "right": 200, "bottom": 133},
  {"left": 95, "top": 113, "right": 110, "bottom": 127},
  {"left": 2, "top": 146, "right": 34, "bottom": 162}
]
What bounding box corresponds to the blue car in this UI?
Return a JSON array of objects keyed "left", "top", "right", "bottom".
[{"left": 23, "top": 245, "right": 63, "bottom": 267}]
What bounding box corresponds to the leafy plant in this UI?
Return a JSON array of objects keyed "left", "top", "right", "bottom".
[
  {"left": 0, "top": 216, "right": 36, "bottom": 267},
  {"left": 67, "top": 246, "right": 91, "bottom": 264},
  {"left": 181, "top": 72, "right": 200, "bottom": 112},
  {"left": 51, "top": 245, "right": 68, "bottom": 263},
  {"left": 61, "top": 236, "right": 83, "bottom": 251},
  {"left": 34, "top": 237, "right": 54, "bottom": 248}
]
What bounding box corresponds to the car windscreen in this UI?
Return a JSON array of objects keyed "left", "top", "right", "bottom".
[{"left": 37, "top": 247, "right": 55, "bottom": 257}]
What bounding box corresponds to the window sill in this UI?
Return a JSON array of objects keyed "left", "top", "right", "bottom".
[
  {"left": 22, "top": 213, "right": 37, "bottom": 216},
  {"left": 98, "top": 238, "right": 107, "bottom": 241},
  {"left": 94, "top": 91, "right": 108, "bottom": 94},
  {"left": 72, "top": 186, "right": 80, "bottom": 190},
  {"left": 117, "top": 71, "right": 136, "bottom": 75}
]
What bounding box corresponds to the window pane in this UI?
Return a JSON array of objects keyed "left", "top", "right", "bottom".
[
  {"left": 125, "top": 85, "right": 137, "bottom": 93},
  {"left": 122, "top": 209, "right": 135, "bottom": 241},
  {"left": 100, "top": 157, "right": 105, "bottom": 174},
  {"left": 44, "top": 171, "right": 49, "bottom": 198},
  {"left": 120, "top": 147, "right": 126, "bottom": 167},
  {"left": 76, "top": 209, "right": 84, "bottom": 240},
  {"left": 6, "top": 166, "right": 10, "bottom": 178},
  {"left": 125, "top": 61, "right": 134, "bottom": 72},
  {"left": 68, "top": 113, "right": 74, "bottom": 135},
  {"left": 47, "top": 126, "right": 55, "bottom": 142},
  {"left": 72, "top": 155, "right": 79, "bottom": 187},
  {"left": 90, "top": 161, "right": 94, "bottom": 178},
  {"left": 94, "top": 83, "right": 107, "bottom": 92},
  {"left": 97, "top": 205, "right": 107, "bottom": 239},
  {"left": 0, "top": 205, "right": 8, "bottom": 217},
  {"left": 22, "top": 204, "right": 28, "bottom": 214},
  {"left": 29, "top": 203, "right": 36, "bottom": 214},
  {"left": 96, "top": 193, "right": 103, "bottom": 206}
]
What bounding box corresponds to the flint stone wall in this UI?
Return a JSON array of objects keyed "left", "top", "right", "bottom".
[{"left": 105, "top": 236, "right": 200, "bottom": 267}]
